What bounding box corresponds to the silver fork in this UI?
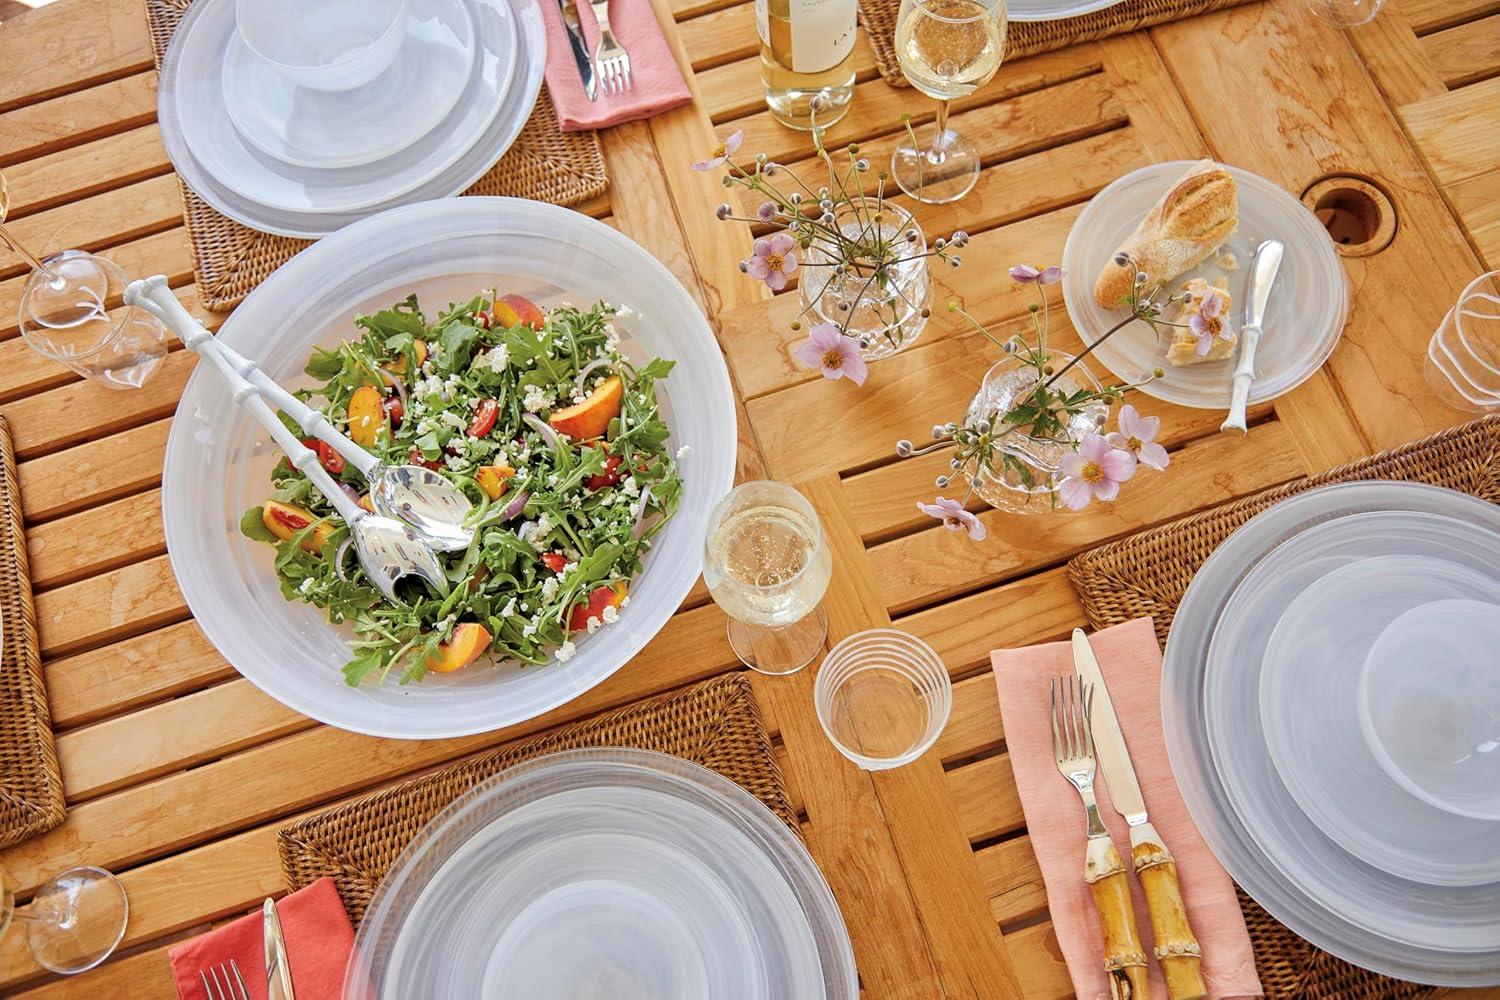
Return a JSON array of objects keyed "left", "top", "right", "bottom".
[
  {"left": 199, "top": 959, "right": 250, "bottom": 1000},
  {"left": 587, "top": 0, "right": 632, "bottom": 96},
  {"left": 1050, "top": 675, "right": 1150, "bottom": 999}
]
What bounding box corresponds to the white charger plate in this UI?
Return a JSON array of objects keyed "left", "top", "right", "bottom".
[
  {"left": 1062, "top": 161, "right": 1348, "bottom": 409},
  {"left": 1165, "top": 482, "right": 1500, "bottom": 984},
  {"left": 1008, "top": 0, "right": 1123, "bottom": 21},
  {"left": 222, "top": 0, "right": 476, "bottom": 169},
  {"left": 1258, "top": 550, "right": 1500, "bottom": 887},
  {"left": 160, "top": 199, "right": 736, "bottom": 740},
  {"left": 349, "top": 750, "right": 858, "bottom": 999},
  {"left": 158, "top": 0, "right": 543, "bottom": 237}
]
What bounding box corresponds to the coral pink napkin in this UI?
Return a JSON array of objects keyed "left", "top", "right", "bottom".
[
  {"left": 990, "top": 617, "right": 1262, "bottom": 1000},
  {"left": 539, "top": 0, "right": 693, "bottom": 131},
  {"left": 169, "top": 878, "right": 354, "bottom": 1000}
]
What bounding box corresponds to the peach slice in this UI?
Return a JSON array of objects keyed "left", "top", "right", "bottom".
[
  {"left": 549, "top": 375, "right": 622, "bottom": 441},
  {"left": 348, "top": 385, "right": 384, "bottom": 448},
  {"left": 262, "top": 500, "right": 336, "bottom": 553},
  {"left": 425, "top": 622, "right": 492, "bottom": 673},
  {"left": 476, "top": 464, "right": 516, "bottom": 501},
  {"left": 386, "top": 339, "right": 428, "bottom": 376},
  {"left": 491, "top": 293, "right": 545, "bottom": 330}
]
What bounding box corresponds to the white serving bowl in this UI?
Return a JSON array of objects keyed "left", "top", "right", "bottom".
[
  {"left": 236, "top": 0, "right": 408, "bottom": 92},
  {"left": 161, "top": 199, "right": 736, "bottom": 740}
]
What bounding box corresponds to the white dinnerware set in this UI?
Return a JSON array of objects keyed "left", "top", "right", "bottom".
[
  {"left": 156, "top": 0, "right": 546, "bottom": 237},
  {"left": 1162, "top": 479, "right": 1500, "bottom": 985}
]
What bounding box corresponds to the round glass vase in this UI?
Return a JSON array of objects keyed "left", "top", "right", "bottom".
[
  {"left": 962, "top": 353, "right": 1108, "bottom": 514},
  {"left": 797, "top": 202, "right": 932, "bottom": 362}
]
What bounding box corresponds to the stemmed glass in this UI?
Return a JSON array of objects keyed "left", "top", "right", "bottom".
[
  {"left": 2, "top": 865, "right": 129, "bottom": 975},
  {"left": 703, "top": 481, "right": 832, "bottom": 676},
  {"left": 890, "top": 0, "right": 1008, "bottom": 205}
]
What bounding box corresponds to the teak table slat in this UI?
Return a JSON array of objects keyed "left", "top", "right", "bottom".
[{"left": 1, "top": 0, "right": 1498, "bottom": 995}]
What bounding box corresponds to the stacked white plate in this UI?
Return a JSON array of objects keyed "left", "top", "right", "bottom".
[
  {"left": 1163, "top": 480, "right": 1500, "bottom": 985},
  {"left": 346, "top": 749, "right": 859, "bottom": 998},
  {"left": 157, "top": 0, "right": 545, "bottom": 238}
]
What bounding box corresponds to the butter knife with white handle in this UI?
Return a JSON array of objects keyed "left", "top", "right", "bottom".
[
  {"left": 264, "top": 898, "right": 296, "bottom": 1000},
  {"left": 1221, "top": 239, "right": 1284, "bottom": 434},
  {"left": 1073, "top": 630, "right": 1206, "bottom": 1000}
]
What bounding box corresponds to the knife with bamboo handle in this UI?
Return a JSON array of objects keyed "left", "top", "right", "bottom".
[{"left": 1073, "top": 629, "right": 1207, "bottom": 1000}]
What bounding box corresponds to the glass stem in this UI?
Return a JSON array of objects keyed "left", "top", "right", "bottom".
[
  {"left": 928, "top": 100, "right": 951, "bottom": 165},
  {"left": 0, "top": 220, "right": 48, "bottom": 273}
]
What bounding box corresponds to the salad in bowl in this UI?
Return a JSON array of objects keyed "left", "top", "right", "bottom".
[{"left": 241, "top": 289, "right": 682, "bottom": 687}]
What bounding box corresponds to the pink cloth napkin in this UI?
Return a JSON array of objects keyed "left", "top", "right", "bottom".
[
  {"left": 990, "top": 617, "right": 1263, "bottom": 1000},
  {"left": 169, "top": 878, "right": 355, "bottom": 1000},
  {"left": 539, "top": 0, "right": 693, "bottom": 131}
]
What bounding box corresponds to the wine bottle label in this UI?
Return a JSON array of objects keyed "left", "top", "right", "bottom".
[{"left": 789, "top": 0, "right": 855, "bottom": 73}]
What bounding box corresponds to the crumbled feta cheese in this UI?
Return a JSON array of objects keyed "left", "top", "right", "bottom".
[
  {"left": 439, "top": 411, "right": 467, "bottom": 430},
  {"left": 299, "top": 577, "right": 315, "bottom": 594},
  {"left": 522, "top": 384, "right": 550, "bottom": 413},
  {"left": 561, "top": 560, "right": 578, "bottom": 577},
  {"left": 615, "top": 304, "right": 635, "bottom": 319},
  {"left": 546, "top": 473, "right": 560, "bottom": 488},
  {"left": 501, "top": 597, "right": 518, "bottom": 618},
  {"left": 586, "top": 616, "right": 601, "bottom": 634},
  {"left": 540, "top": 576, "right": 559, "bottom": 602},
  {"left": 415, "top": 418, "right": 437, "bottom": 435},
  {"left": 555, "top": 640, "right": 577, "bottom": 662},
  {"left": 676, "top": 445, "right": 691, "bottom": 459},
  {"left": 486, "top": 345, "right": 510, "bottom": 372},
  {"left": 621, "top": 476, "right": 640, "bottom": 498},
  {"left": 522, "top": 621, "right": 538, "bottom": 638},
  {"left": 444, "top": 453, "right": 466, "bottom": 471},
  {"left": 601, "top": 604, "right": 619, "bottom": 624}
]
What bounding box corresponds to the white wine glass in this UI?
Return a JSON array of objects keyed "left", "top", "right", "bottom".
[
  {"left": 1, "top": 865, "right": 129, "bottom": 975},
  {"left": 703, "top": 481, "right": 832, "bottom": 676},
  {"left": 890, "top": 0, "right": 1008, "bottom": 204}
]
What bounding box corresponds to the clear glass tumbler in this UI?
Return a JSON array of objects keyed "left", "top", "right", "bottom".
[
  {"left": 19, "top": 251, "right": 168, "bottom": 390},
  {"left": 1303, "top": 0, "right": 1384, "bottom": 26},
  {"left": 703, "top": 481, "right": 832, "bottom": 676},
  {"left": 814, "top": 628, "right": 952, "bottom": 769},
  {"left": 1426, "top": 270, "right": 1500, "bottom": 412}
]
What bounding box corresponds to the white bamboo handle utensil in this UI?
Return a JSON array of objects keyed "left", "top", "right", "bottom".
[{"left": 1221, "top": 239, "right": 1284, "bottom": 434}]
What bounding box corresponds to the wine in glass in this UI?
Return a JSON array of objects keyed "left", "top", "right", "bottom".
[
  {"left": 890, "top": 0, "right": 1007, "bottom": 204},
  {"left": 703, "top": 481, "right": 832, "bottom": 675},
  {"left": 1, "top": 865, "right": 129, "bottom": 975}
]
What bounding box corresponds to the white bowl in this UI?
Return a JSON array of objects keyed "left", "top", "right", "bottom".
[
  {"left": 161, "top": 199, "right": 736, "bottom": 740},
  {"left": 236, "top": 0, "right": 408, "bottom": 92}
]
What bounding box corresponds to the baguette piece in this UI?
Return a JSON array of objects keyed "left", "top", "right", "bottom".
[
  {"left": 1094, "top": 160, "right": 1238, "bottom": 308},
  {"left": 1166, "top": 278, "right": 1235, "bottom": 366}
]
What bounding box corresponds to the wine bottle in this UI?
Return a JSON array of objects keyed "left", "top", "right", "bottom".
[{"left": 757, "top": 0, "right": 856, "bottom": 130}]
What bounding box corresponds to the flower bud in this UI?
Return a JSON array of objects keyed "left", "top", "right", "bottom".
[
  {"left": 949, "top": 257, "right": 961, "bottom": 267},
  {"left": 790, "top": 320, "right": 802, "bottom": 331},
  {"left": 755, "top": 152, "right": 767, "bottom": 165},
  {"left": 920, "top": 307, "right": 931, "bottom": 318},
  {"left": 1114, "top": 252, "right": 1130, "bottom": 266},
  {"left": 950, "top": 457, "right": 962, "bottom": 469},
  {"left": 715, "top": 204, "right": 730, "bottom": 220},
  {"left": 847, "top": 143, "right": 860, "bottom": 154},
  {"left": 931, "top": 424, "right": 946, "bottom": 439},
  {"left": 790, "top": 192, "right": 802, "bottom": 204},
  {"left": 977, "top": 419, "right": 992, "bottom": 434},
  {"left": 1153, "top": 367, "right": 1165, "bottom": 378},
  {"left": 935, "top": 475, "right": 951, "bottom": 488},
  {"left": 934, "top": 238, "right": 946, "bottom": 250},
  {"left": 896, "top": 439, "right": 914, "bottom": 457},
  {"left": 1135, "top": 270, "right": 1148, "bottom": 285},
  {"left": 856, "top": 158, "right": 870, "bottom": 171}
]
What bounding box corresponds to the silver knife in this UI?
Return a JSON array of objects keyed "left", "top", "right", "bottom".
[
  {"left": 1221, "top": 238, "right": 1284, "bottom": 434},
  {"left": 263, "top": 898, "right": 296, "bottom": 1000},
  {"left": 556, "top": 0, "right": 597, "bottom": 101},
  {"left": 1072, "top": 629, "right": 1206, "bottom": 1000}
]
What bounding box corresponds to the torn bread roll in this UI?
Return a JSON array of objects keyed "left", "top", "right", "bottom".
[{"left": 1094, "top": 160, "right": 1238, "bottom": 308}]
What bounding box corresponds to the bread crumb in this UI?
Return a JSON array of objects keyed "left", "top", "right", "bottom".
[{"left": 1217, "top": 252, "right": 1239, "bottom": 271}]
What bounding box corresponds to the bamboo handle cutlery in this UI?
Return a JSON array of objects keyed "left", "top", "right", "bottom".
[{"left": 1052, "top": 630, "right": 1207, "bottom": 1000}]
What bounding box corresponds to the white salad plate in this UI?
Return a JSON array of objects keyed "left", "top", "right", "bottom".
[
  {"left": 157, "top": 0, "right": 543, "bottom": 238},
  {"left": 1008, "top": 0, "right": 1123, "bottom": 21},
  {"left": 1165, "top": 482, "right": 1500, "bottom": 984},
  {"left": 160, "top": 199, "right": 737, "bottom": 740},
  {"left": 347, "top": 750, "right": 858, "bottom": 999},
  {"left": 1061, "top": 161, "right": 1348, "bottom": 409},
  {"left": 1258, "top": 551, "right": 1500, "bottom": 887},
  {"left": 221, "top": 0, "right": 477, "bottom": 170}
]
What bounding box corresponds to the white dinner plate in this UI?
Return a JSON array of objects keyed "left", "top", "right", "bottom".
[
  {"left": 347, "top": 750, "right": 858, "bottom": 999},
  {"left": 1008, "top": 0, "right": 1124, "bottom": 21},
  {"left": 157, "top": 0, "right": 543, "bottom": 237},
  {"left": 221, "top": 0, "right": 476, "bottom": 169},
  {"left": 160, "top": 199, "right": 736, "bottom": 740},
  {"left": 1062, "top": 161, "right": 1348, "bottom": 409},
  {"left": 1165, "top": 482, "right": 1500, "bottom": 984}
]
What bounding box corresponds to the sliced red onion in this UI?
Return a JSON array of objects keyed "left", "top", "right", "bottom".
[
  {"left": 380, "top": 369, "right": 409, "bottom": 412},
  {"left": 574, "top": 358, "right": 613, "bottom": 394},
  {"left": 339, "top": 483, "right": 364, "bottom": 506},
  {"left": 334, "top": 536, "right": 356, "bottom": 583},
  {"left": 502, "top": 489, "right": 530, "bottom": 521},
  {"left": 631, "top": 484, "right": 653, "bottom": 539},
  {"left": 522, "top": 412, "right": 559, "bottom": 450}
]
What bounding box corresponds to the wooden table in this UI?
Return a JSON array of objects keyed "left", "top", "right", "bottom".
[{"left": 0, "top": 0, "right": 1496, "bottom": 994}]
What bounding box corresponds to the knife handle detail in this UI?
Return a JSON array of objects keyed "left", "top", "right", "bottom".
[
  {"left": 1085, "top": 836, "right": 1152, "bottom": 1000},
  {"left": 1130, "top": 822, "right": 1206, "bottom": 1000},
  {"left": 1220, "top": 322, "right": 1260, "bottom": 434}
]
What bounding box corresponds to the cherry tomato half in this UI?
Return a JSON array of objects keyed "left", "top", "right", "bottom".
[
  {"left": 541, "top": 552, "right": 568, "bottom": 574},
  {"left": 468, "top": 398, "right": 499, "bottom": 438}
]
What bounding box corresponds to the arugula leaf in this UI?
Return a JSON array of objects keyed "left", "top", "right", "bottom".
[
  {"left": 240, "top": 506, "right": 279, "bottom": 543},
  {"left": 436, "top": 319, "right": 482, "bottom": 374},
  {"left": 304, "top": 347, "right": 344, "bottom": 380},
  {"left": 355, "top": 294, "right": 427, "bottom": 340}
]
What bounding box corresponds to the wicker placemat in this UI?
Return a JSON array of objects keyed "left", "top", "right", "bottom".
[
  {"left": 860, "top": 0, "right": 1259, "bottom": 87},
  {"left": 0, "top": 415, "right": 66, "bottom": 849},
  {"left": 278, "top": 673, "right": 793, "bottom": 924},
  {"left": 145, "top": 0, "right": 610, "bottom": 314},
  {"left": 1068, "top": 415, "right": 1500, "bottom": 1000}
]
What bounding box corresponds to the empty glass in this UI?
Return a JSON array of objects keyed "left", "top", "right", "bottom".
[
  {"left": 1303, "top": 0, "right": 1384, "bottom": 26},
  {"left": 1426, "top": 270, "right": 1500, "bottom": 411},
  {"left": 19, "top": 251, "right": 167, "bottom": 390},
  {"left": 1, "top": 865, "right": 129, "bottom": 975},
  {"left": 703, "top": 482, "right": 832, "bottom": 676},
  {"left": 814, "top": 629, "right": 952, "bottom": 769}
]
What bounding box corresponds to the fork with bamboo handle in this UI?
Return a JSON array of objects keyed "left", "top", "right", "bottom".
[{"left": 1052, "top": 676, "right": 1152, "bottom": 1000}]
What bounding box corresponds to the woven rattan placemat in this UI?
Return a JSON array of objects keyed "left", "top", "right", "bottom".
[
  {"left": 1068, "top": 415, "right": 1500, "bottom": 1000},
  {"left": 860, "top": 0, "right": 1258, "bottom": 87},
  {"left": 0, "top": 415, "right": 65, "bottom": 849},
  {"left": 145, "top": 0, "right": 610, "bottom": 314},
  {"left": 278, "top": 673, "right": 794, "bottom": 925}
]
